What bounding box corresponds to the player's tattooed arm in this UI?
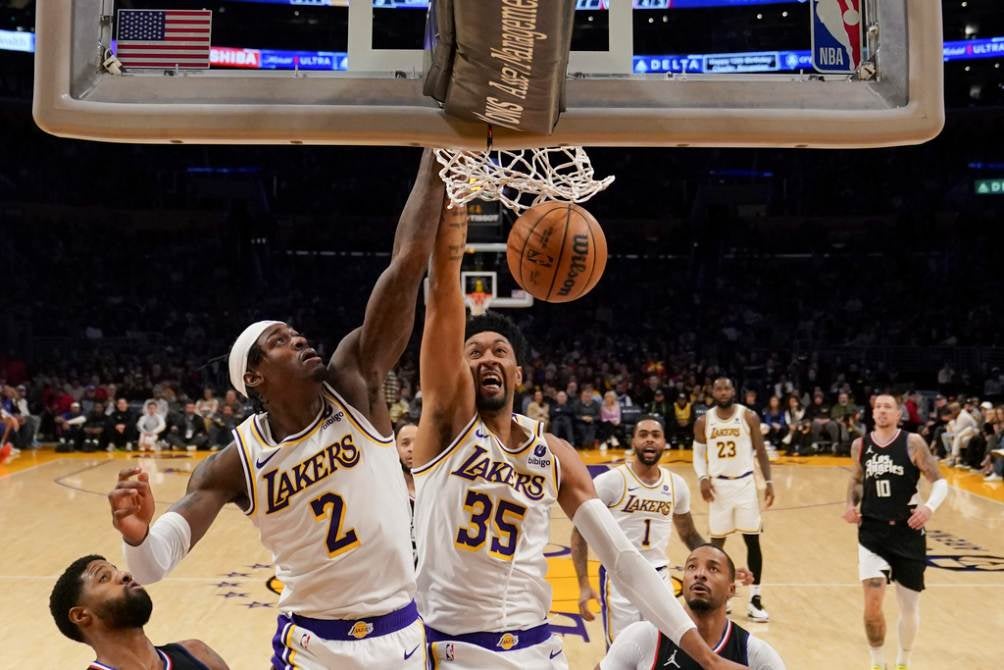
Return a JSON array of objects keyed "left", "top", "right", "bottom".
[
  {"left": 843, "top": 438, "right": 864, "bottom": 524},
  {"left": 908, "top": 433, "right": 943, "bottom": 483},
  {"left": 169, "top": 444, "right": 249, "bottom": 548},
  {"left": 673, "top": 512, "right": 706, "bottom": 550}
]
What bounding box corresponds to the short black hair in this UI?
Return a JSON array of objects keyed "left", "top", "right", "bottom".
[
  {"left": 465, "top": 311, "right": 529, "bottom": 368},
  {"left": 633, "top": 414, "right": 666, "bottom": 435},
  {"left": 689, "top": 543, "right": 736, "bottom": 581},
  {"left": 50, "top": 554, "right": 104, "bottom": 642}
]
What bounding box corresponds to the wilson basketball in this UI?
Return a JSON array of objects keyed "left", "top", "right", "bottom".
[{"left": 506, "top": 202, "right": 607, "bottom": 303}]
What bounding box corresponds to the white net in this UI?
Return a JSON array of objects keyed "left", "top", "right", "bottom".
[
  {"left": 434, "top": 146, "right": 615, "bottom": 214},
  {"left": 465, "top": 292, "right": 492, "bottom": 316}
]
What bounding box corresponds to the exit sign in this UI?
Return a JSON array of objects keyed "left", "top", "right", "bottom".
[{"left": 975, "top": 178, "right": 1004, "bottom": 195}]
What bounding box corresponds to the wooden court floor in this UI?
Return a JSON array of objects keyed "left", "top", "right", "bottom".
[{"left": 2, "top": 448, "right": 1002, "bottom": 669}]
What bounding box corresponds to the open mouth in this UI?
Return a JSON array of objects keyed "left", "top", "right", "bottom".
[
  {"left": 479, "top": 368, "right": 504, "bottom": 392},
  {"left": 300, "top": 348, "right": 321, "bottom": 364},
  {"left": 689, "top": 583, "right": 710, "bottom": 596}
]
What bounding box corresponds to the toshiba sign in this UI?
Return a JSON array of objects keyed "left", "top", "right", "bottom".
[{"left": 210, "top": 47, "right": 261, "bottom": 69}]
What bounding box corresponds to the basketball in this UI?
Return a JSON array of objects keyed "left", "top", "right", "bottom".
[{"left": 506, "top": 202, "right": 607, "bottom": 303}]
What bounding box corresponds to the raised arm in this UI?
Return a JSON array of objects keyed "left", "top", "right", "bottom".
[
  {"left": 328, "top": 150, "right": 445, "bottom": 427},
  {"left": 745, "top": 410, "right": 774, "bottom": 508},
  {"left": 842, "top": 438, "right": 864, "bottom": 524},
  {"left": 906, "top": 432, "right": 948, "bottom": 529},
  {"left": 552, "top": 436, "right": 743, "bottom": 670},
  {"left": 413, "top": 198, "right": 476, "bottom": 468},
  {"left": 108, "top": 444, "right": 248, "bottom": 584}
]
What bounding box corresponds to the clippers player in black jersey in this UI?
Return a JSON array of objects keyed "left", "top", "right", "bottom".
[
  {"left": 843, "top": 395, "right": 948, "bottom": 670},
  {"left": 598, "top": 544, "right": 784, "bottom": 670},
  {"left": 50, "top": 554, "right": 228, "bottom": 670}
]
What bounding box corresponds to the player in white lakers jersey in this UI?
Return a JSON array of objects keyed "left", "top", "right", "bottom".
[
  {"left": 693, "top": 378, "right": 774, "bottom": 622},
  {"left": 571, "top": 415, "right": 708, "bottom": 646},
  {"left": 412, "top": 203, "right": 746, "bottom": 670},
  {"left": 106, "top": 150, "right": 445, "bottom": 669}
]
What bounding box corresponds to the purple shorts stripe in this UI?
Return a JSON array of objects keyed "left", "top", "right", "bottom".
[
  {"left": 271, "top": 614, "right": 293, "bottom": 669},
  {"left": 287, "top": 601, "right": 419, "bottom": 642},
  {"left": 424, "top": 622, "right": 551, "bottom": 651}
]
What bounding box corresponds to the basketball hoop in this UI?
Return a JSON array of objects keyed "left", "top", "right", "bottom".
[
  {"left": 434, "top": 146, "right": 615, "bottom": 214},
  {"left": 465, "top": 291, "right": 492, "bottom": 316}
]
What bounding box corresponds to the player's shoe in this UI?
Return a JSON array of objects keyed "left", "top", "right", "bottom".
[{"left": 746, "top": 596, "right": 769, "bottom": 622}]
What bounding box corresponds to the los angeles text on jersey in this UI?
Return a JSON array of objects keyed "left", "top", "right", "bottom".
[
  {"left": 263, "top": 434, "right": 361, "bottom": 513},
  {"left": 450, "top": 445, "right": 547, "bottom": 500},
  {"left": 621, "top": 495, "right": 674, "bottom": 515},
  {"left": 865, "top": 453, "right": 905, "bottom": 478}
]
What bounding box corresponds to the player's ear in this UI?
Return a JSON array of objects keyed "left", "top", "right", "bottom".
[
  {"left": 515, "top": 365, "right": 524, "bottom": 387},
  {"left": 68, "top": 605, "right": 92, "bottom": 631},
  {"left": 244, "top": 368, "right": 264, "bottom": 390}
]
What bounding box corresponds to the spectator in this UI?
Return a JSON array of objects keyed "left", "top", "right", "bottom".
[
  {"left": 165, "top": 402, "right": 210, "bottom": 451},
  {"left": 220, "top": 389, "right": 247, "bottom": 420},
  {"left": 545, "top": 390, "right": 571, "bottom": 444},
  {"left": 807, "top": 390, "right": 839, "bottom": 453},
  {"left": 525, "top": 389, "right": 550, "bottom": 430},
  {"left": 57, "top": 402, "right": 87, "bottom": 453},
  {"left": 144, "top": 386, "right": 169, "bottom": 419},
  {"left": 760, "top": 395, "right": 787, "bottom": 447},
  {"left": 829, "top": 391, "right": 859, "bottom": 452},
  {"left": 196, "top": 387, "right": 219, "bottom": 421},
  {"left": 573, "top": 388, "right": 601, "bottom": 449},
  {"left": 943, "top": 401, "right": 978, "bottom": 468},
  {"left": 12, "top": 384, "right": 40, "bottom": 449},
  {"left": 783, "top": 394, "right": 810, "bottom": 455},
  {"left": 645, "top": 388, "right": 672, "bottom": 424},
  {"left": 208, "top": 404, "right": 240, "bottom": 450},
  {"left": 136, "top": 400, "right": 166, "bottom": 452},
  {"left": 82, "top": 402, "right": 106, "bottom": 452},
  {"left": 105, "top": 397, "right": 135, "bottom": 452},
  {"left": 743, "top": 389, "right": 762, "bottom": 414},
  {"left": 597, "top": 391, "right": 622, "bottom": 449},
  {"left": 670, "top": 392, "right": 693, "bottom": 446},
  {"left": 388, "top": 388, "right": 410, "bottom": 428}
]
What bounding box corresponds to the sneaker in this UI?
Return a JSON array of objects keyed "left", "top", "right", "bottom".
[
  {"left": 953, "top": 462, "right": 970, "bottom": 469},
  {"left": 106, "top": 443, "right": 115, "bottom": 452},
  {"left": 125, "top": 442, "right": 133, "bottom": 452},
  {"left": 983, "top": 473, "right": 1003, "bottom": 482},
  {"left": 747, "top": 596, "right": 769, "bottom": 622}
]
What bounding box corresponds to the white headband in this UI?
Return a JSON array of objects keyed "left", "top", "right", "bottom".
[{"left": 228, "top": 320, "right": 282, "bottom": 398}]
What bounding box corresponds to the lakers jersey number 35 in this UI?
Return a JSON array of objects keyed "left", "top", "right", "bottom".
[
  {"left": 232, "top": 382, "right": 415, "bottom": 619},
  {"left": 412, "top": 413, "right": 560, "bottom": 634}
]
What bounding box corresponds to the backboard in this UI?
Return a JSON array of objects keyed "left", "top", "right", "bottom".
[{"left": 33, "top": 0, "right": 944, "bottom": 148}]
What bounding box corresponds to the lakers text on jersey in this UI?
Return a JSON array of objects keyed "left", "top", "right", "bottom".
[
  {"left": 232, "top": 382, "right": 415, "bottom": 620},
  {"left": 413, "top": 412, "right": 564, "bottom": 664}
]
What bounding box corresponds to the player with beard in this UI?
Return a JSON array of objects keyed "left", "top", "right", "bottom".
[
  {"left": 598, "top": 545, "right": 785, "bottom": 670},
  {"left": 693, "top": 378, "right": 774, "bottom": 622},
  {"left": 412, "top": 204, "right": 746, "bottom": 669},
  {"left": 107, "top": 151, "right": 444, "bottom": 668},
  {"left": 49, "top": 554, "right": 228, "bottom": 669},
  {"left": 397, "top": 422, "right": 418, "bottom": 562},
  {"left": 571, "top": 416, "right": 709, "bottom": 646}
]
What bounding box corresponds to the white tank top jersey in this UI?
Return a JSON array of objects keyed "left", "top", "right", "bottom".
[
  {"left": 593, "top": 465, "right": 691, "bottom": 569},
  {"left": 412, "top": 413, "right": 561, "bottom": 635},
  {"left": 232, "top": 382, "right": 415, "bottom": 619},
  {"left": 703, "top": 403, "right": 756, "bottom": 478}
]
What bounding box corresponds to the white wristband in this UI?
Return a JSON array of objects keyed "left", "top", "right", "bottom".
[
  {"left": 572, "top": 498, "right": 696, "bottom": 645},
  {"left": 924, "top": 478, "right": 948, "bottom": 513},
  {"left": 122, "top": 512, "right": 192, "bottom": 585}
]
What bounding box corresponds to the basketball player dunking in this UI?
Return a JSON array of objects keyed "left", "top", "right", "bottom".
[
  {"left": 843, "top": 394, "right": 947, "bottom": 670},
  {"left": 106, "top": 150, "right": 444, "bottom": 669},
  {"left": 693, "top": 378, "right": 774, "bottom": 622},
  {"left": 598, "top": 545, "right": 785, "bottom": 670},
  {"left": 571, "top": 415, "right": 709, "bottom": 646},
  {"left": 412, "top": 203, "right": 746, "bottom": 669}
]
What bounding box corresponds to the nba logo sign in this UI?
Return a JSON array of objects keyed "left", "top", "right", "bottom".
[{"left": 810, "top": 0, "right": 863, "bottom": 74}]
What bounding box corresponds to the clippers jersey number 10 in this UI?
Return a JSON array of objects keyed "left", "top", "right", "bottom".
[{"left": 455, "top": 490, "right": 527, "bottom": 561}]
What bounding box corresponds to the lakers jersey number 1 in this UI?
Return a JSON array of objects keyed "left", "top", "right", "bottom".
[
  {"left": 412, "top": 413, "right": 560, "bottom": 635},
  {"left": 233, "top": 382, "right": 415, "bottom": 619}
]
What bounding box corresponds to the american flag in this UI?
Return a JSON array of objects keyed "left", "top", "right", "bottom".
[{"left": 116, "top": 9, "right": 212, "bottom": 70}]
